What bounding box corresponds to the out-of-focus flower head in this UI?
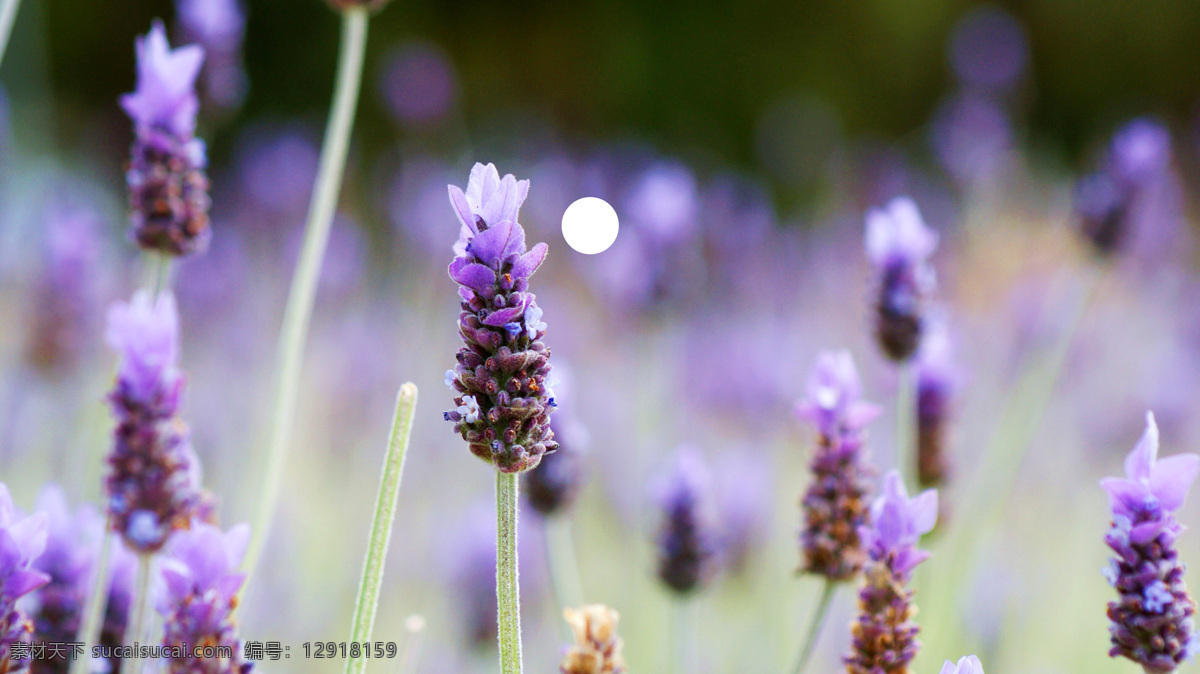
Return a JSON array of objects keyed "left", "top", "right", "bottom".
[
  {"left": 948, "top": 6, "right": 1029, "bottom": 92},
  {"left": 444, "top": 163, "right": 557, "bottom": 473},
  {"left": 916, "top": 314, "right": 959, "bottom": 488},
  {"left": 379, "top": 42, "right": 458, "bottom": 126},
  {"left": 0, "top": 484, "right": 51, "bottom": 672},
  {"left": 177, "top": 0, "right": 244, "bottom": 51},
  {"left": 120, "top": 21, "right": 204, "bottom": 139},
  {"left": 106, "top": 290, "right": 181, "bottom": 408},
  {"left": 524, "top": 364, "right": 588, "bottom": 516},
  {"left": 795, "top": 350, "right": 881, "bottom": 440},
  {"left": 625, "top": 161, "right": 697, "bottom": 245},
  {"left": 1101, "top": 412, "right": 1200, "bottom": 672},
  {"left": 654, "top": 447, "right": 720, "bottom": 595},
  {"left": 939, "top": 655, "right": 984, "bottom": 674},
  {"left": 559, "top": 604, "right": 626, "bottom": 674},
  {"left": 929, "top": 93, "right": 1014, "bottom": 186},
  {"left": 859, "top": 471, "right": 938, "bottom": 578},
  {"left": 865, "top": 197, "right": 938, "bottom": 362}
]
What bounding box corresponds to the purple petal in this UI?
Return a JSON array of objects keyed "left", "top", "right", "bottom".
[
  {"left": 8, "top": 512, "right": 48, "bottom": 560},
  {"left": 1124, "top": 412, "right": 1159, "bottom": 482},
  {"left": 908, "top": 488, "right": 939, "bottom": 536},
  {"left": 1149, "top": 453, "right": 1200, "bottom": 512},
  {"left": 482, "top": 301, "right": 528, "bottom": 327},
  {"left": 501, "top": 221, "right": 527, "bottom": 259},
  {"left": 470, "top": 221, "right": 514, "bottom": 266},
  {"left": 447, "top": 185, "right": 477, "bottom": 233},
  {"left": 1131, "top": 519, "right": 1168, "bottom": 545},
  {"left": 845, "top": 401, "right": 883, "bottom": 429},
  {"left": 1100, "top": 477, "right": 1149, "bottom": 515},
  {"left": 5, "top": 568, "right": 50, "bottom": 599},
  {"left": 511, "top": 242, "right": 548, "bottom": 278},
  {"left": 450, "top": 263, "right": 496, "bottom": 292}
]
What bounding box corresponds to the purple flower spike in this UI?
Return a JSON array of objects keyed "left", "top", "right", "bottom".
[
  {"left": 105, "top": 291, "right": 209, "bottom": 554},
  {"left": 915, "top": 317, "right": 958, "bottom": 488},
  {"left": 524, "top": 366, "right": 587, "bottom": 516},
  {"left": 845, "top": 470, "right": 937, "bottom": 674},
  {"left": 158, "top": 522, "right": 253, "bottom": 674},
  {"left": 1101, "top": 412, "right": 1199, "bottom": 672},
  {"left": 122, "top": 21, "right": 211, "bottom": 257},
  {"left": 654, "top": 447, "right": 720, "bottom": 596},
  {"left": 0, "top": 484, "right": 51, "bottom": 674},
  {"left": 865, "top": 197, "right": 938, "bottom": 362},
  {"left": 939, "top": 655, "right": 984, "bottom": 674},
  {"left": 797, "top": 350, "right": 878, "bottom": 581},
  {"left": 444, "top": 163, "right": 556, "bottom": 473},
  {"left": 23, "top": 486, "right": 136, "bottom": 674}
]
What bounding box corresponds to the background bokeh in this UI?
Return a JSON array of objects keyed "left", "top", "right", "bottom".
[{"left": 3, "top": 0, "right": 1200, "bottom": 672}]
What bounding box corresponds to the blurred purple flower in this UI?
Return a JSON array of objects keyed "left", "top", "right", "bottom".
[
  {"left": 444, "top": 163, "right": 557, "bottom": 473},
  {"left": 235, "top": 126, "right": 318, "bottom": 217},
  {"left": 654, "top": 447, "right": 720, "bottom": 595},
  {"left": 386, "top": 156, "right": 458, "bottom": 257},
  {"left": 845, "top": 471, "right": 937, "bottom": 674},
  {"left": 104, "top": 291, "right": 208, "bottom": 553},
  {"left": 948, "top": 6, "right": 1029, "bottom": 92},
  {"left": 0, "top": 484, "right": 51, "bottom": 674},
  {"left": 940, "top": 655, "right": 984, "bottom": 674},
  {"left": 796, "top": 350, "right": 879, "bottom": 581},
  {"left": 378, "top": 42, "right": 457, "bottom": 125},
  {"left": 158, "top": 522, "right": 253, "bottom": 673},
  {"left": 1101, "top": 412, "right": 1199, "bottom": 672},
  {"left": 715, "top": 452, "right": 772, "bottom": 575},
  {"left": 120, "top": 21, "right": 204, "bottom": 138},
  {"left": 929, "top": 93, "right": 1014, "bottom": 186},
  {"left": 176, "top": 0, "right": 248, "bottom": 111},
  {"left": 865, "top": 197, "right": 938, "bottom": 362},
  {"left": 23, "top": 486, "right": 136, "bottom": 674},
  {"left": 523, "top": 365, "right": 588, "bottom": 516},
  {"left": 624, "top": 162, "right": 697, "bottom": 245},
  {"left": 916, "top": 315, "right": 958, "bottom": 488}
]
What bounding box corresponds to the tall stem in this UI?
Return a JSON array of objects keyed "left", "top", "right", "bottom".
[
  {"left": 671, "top": 598, "right": 694, "bottom": 674},
  {"left": 149, "top": 253, "right": 172, "bottom": 299},
  {"left": 0, "top": 0, "right": 21, "bottom": 68},
  {"left": 543, "top": 515, "right": 584, "bottom": 638},
  {"left": 895, "top": 362, "right": 915, "bottom": 490},
  {"left": 496, "top": 471, "right": 523, "bottom": 674},
  {"left": 789, "top": 580, "right": 837, "bottom": 674},
  {"left": 242, "top": 6, "right": 369, "bottom": 581},
  {"left": 125, "top": 554, "right": 153, "bottom": 674},
  {"left": 344, "top": 383, "right": 418, "bottom": 674},
  {"left": 69, "top": 531, "right": 113, "bottom": 674}
]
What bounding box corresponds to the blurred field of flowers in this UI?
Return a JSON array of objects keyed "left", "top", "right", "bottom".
[{"left": 4, "top": 0, "right": 1200, "bottom": 673}]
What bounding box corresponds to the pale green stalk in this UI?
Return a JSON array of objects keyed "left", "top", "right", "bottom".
[
  {"left": 149, "top": 253, "right": 172, "bottom": 298},
  {"left": 0, "top": 0, "right": 21, "bottom": 67},
  {"left": 125, "top": 554, "right": 153, "bottom": 674},
  {"left": 243, "top": 6, "right": 369, "bottom": 581},
  {"left": 543, "top": 515, "right": 585, "bottom": 638},
  {"left": 69, "top": 531, "right": 113, "bottom": 674},
  {"left": 496, "top": 471, "right": 523, "bottom": 674},
  {"left": 671, "top": 598, "right": 694, "bottom": 674},
  {"left": 344, "top": 383, "right": 418, "bottom": 674},
  {"left": 789, "top": 580, "right": 836, "bottom": 674},
  {"left": 894, "top": 362, "right": 915, "bottom": 490},
  {"left": 396, "top": 615, "right": 426, "bottom": 674}
]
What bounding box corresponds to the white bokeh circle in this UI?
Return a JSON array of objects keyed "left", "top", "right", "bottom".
[{"left": 561, "top": 197, "right": 619, "bottom": 254}]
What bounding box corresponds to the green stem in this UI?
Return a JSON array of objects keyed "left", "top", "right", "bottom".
[
  {"left": 125, "top": 554, "right": 153, "bottom": 674},
  {"left": 242, "top": 6, "right": 369, "bottom": 582},
  {"left": 496, "top": 471, "right": 523, "bottom": 674},
  {"left": 672, "top": 598, "right": 694, "bottom": 674},
  {"left": 543, "top": 515, "right": 584, "bottom": 638},
  {"left": 149, "top": 253, "right": 172, "bottom": 298},
  {"left": 69, "top": 531, "right": 113, "bottom": 674},
  {"left": 396, "top": 615, "right": 426, "bottom": 674},
  {"left": 895, "top": 362, "right": 915, "bottom": 490},
  {"left": 789, "top": 580, "right": 836, "bottom": 674},
  {"left": 344, "top": 383, "right": 418, "bottom": 674},
  {"left": 0, "top": 0, "right": 22, "bottom": 68}
]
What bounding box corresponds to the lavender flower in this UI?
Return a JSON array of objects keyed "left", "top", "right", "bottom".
[
  {"left": 865, "top": 197, "right": 938, "bottom": 362},
  {"left": 176, "top": 0, "right": 248, "bottom": 111},
  {"left": 796, "top": 350, "right": 880, "bottom": 581},
  {"left": 1100, "top": 412, "right": 1200, "bottom": 672},
  {"left": 443, "top": 163, "right": 557, "bottom": 473},
  {"left": 157, "top": 522, "right": 253, "bottom": 674},
  {"left": 939, "top": 655, "right": 983, "bottom": 674},
  {"left": 915, "top": 317, "right": 957, "bottom": 488},
  {"left": 0, "top": 484, "right": 51, "bottom": 674},
  {"left": 524, "top": 367, "right": 587, "bottom": 516},
  {"left": 104, "top": 291, "right": 208, "bottom": 553},
  {"left": 1075, "top": 119, "right": 1173, "bottom": 257},
  {"left": 654, "top": 448, "right": 720, "bottom": 595},
  {"left": 22, "top": 486, "right": 136, "bottom": 674},
  {"left": 121, "top": 21, "right": 211, "bottom": 257},
  {"left": 845, "top": 470, "right": 937, "bottom": 674},
  {"left": 559, "top": 605, "right": 626, "bottom": 674}
]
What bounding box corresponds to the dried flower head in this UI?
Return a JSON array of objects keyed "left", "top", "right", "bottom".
[
  {"left": 443, "top": 163, "right": 557, "bottom": 473},
  {"left": 104, "top": 291, "right": 208, "bottom": 553},
  {"left": 654, "top": 447, "right": 720, "bottom": 595},
  {"left": 0, "top": 484, "right": 51, "bottom": 674},
  {"left": 122, "top": 21, "right": 211, "bottom": 256},
  {"left": 1101, "top": 412, "right": 1199, "bottom": 672},
  {"left": 865, "top": 197, "right": 938, "bottom": 362},
  {"left": 845, "top": 471, "right": 937, "bottom": 674},
  {"left": 559, "top": 604, "right": 626, "bottom": 674},
  {"left": 796, "top": 350, "right": 879, "bottom": 581}
]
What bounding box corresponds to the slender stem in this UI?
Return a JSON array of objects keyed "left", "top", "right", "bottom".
[
  {"left": 242, "top": 6, "right": 369, "bottom": 582},
  {"left": 894, "top": 362, "right": 915, "bottom": 490},
  {"left": 344, "top": 383, "right": 418, "bottom": 674},
  {"left": 496, "top": 471, "right": 523, "bottom": 674},
  {"left": 672, "top": 598, "right": 693, "bottom": 674},
  {"left": 543, "top": 515, "right": 585, "bottom": 638},
  {"left": 149, "top": 253, "right": 172, "bottom": 298},
  {"left": 69, "top": 531, "right": 113, "bottom": 674},
  {"left": 125, "top": 554, "right": 154, "bottom": 674},
  {"left": 0, "top": 0, "right": 22, "bottom": 68},
  {"left": 396, "top": 615, "right": 426, "bottom": 674},
  {"left": 789, "top": 580, "right": 837, "bottom": 674}
]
